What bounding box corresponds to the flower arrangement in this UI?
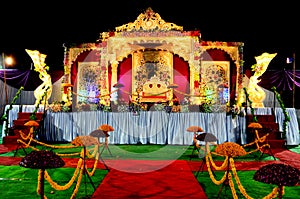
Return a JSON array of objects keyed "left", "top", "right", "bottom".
[
  {"left": 248, "top": 122, "right": 263, "bottom": 129},
  {"left": 71, "top": 135, "right": 100, "bottom": 146},
  {"left": 253, "top": 163, "right": 300, "bottom": 187},
  {"left": 254, "top": 163, "right": 300, "bottom": 199},
  {"left": 214, "top": 142, "right": 247, "bottom": 157},
  {"left": 98, "top": 124, "right": 114, "bottom": 132},
  {"left": 90, "top": 129, "right": 108, "bottom": 138},
  {"left": 196, "top": 132, "right": 218, "bottom": 142},
  {"left": 186, "top": 126, "right": 203, "bottom": 133},
  {"left": 19, "top": 150, "right": 65, "bottom": 169},
  {"left": 48, "top": 101, "right": 70, "bottom": 112},
  {"left": 228, "top": 102, "right": 246, "bottom": 119}
]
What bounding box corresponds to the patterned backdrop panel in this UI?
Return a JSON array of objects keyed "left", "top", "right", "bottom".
[
  {"left": 76, "top": 62, "right": 101, "bottom": 105},
  {"left": 201, "top": 61, "right": 230, "bottom": 106},
  {"left": 132, "top": 50, "right": 173, "bottom": 101}
]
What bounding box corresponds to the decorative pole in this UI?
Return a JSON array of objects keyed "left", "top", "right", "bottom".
[
  {"left": 2, "top": 52, "right": 8, "bottom": 105},
  {"left": 292, "top": 53, "right": 296, "bottom": 108}
]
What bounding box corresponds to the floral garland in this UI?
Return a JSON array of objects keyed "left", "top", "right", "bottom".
[
  {"left": 206, "top": 152, "right": 228, "bottom": 171},
  {"left": 205, "top": 156, "right": 228, "bottom": 185},
  {"left": 43, "top": 158, "right": 83, "bottom": 191},
  {"left": 16, "top": 131, "right": 86, "bottom": 157},
  {"left": 271, "top": 86, "right": 290, "bottom": 139},
  {"left": 38, "top": 146, "right": 99, "bottom": 198},
  {"left": 230, "top": 158, "right": 253, "bottom": 199},
  {"left": 206, "top": 150, "right": 285, "bottom": 199},
  {"left": 1, "top": 86, "right": 24, "bottom": 136},
  {"left": 243, "top": 127, "right": 270, "bottom": 154}
]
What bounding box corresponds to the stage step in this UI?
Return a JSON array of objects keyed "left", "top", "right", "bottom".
[
  {"left": 268, "top": 139, "right": 286, "bottom": 149},
  {"left": 3, "top": 112, "right": 45, "bottom": 143},
  {"left": 246, "top": 114, "right": 286, "bottom": 150},
  {"left": 17, "top": 112, "right": 44, "bottom": 120},
  {"left": 2, "top": 135, "right": 19, "bottom": 145}
]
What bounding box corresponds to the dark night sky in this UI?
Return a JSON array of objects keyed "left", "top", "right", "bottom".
[{"left": 0, "top": 0, "right": 298, "bottom": 72}]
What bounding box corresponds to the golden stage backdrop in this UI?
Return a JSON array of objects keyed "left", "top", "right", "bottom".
[{"left": 63, "top": 7, "right": 244, "bottom": 109}]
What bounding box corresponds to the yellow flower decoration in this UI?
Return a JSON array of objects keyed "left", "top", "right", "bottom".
[
  {"left": 98, "top": 124, "right": 114, "bottom": 132},
  {"left": 186, "top": 126, "right": 203, "bottom": 132},
  {"left": 71, "top": 135, "right": 100, "bottom": 146},
  {"left": 215, "top": 142, "right": 247, "bottom": 157},
  {"left": 248, "top": 122, "right": 263, "bottom": 129},
  {"left": 24, "top": 120, "right": 40, "bottom": 127}
]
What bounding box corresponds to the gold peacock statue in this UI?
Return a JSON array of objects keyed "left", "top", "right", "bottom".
[
  {"left": 25, "top": 49, "right": 52, "bottom": 106},
  {"left": 247, "top": 52, "right": 277, "bottom": 108}
]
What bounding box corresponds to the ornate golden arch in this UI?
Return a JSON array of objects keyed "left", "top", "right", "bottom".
[
  {"left": 98, "top": 7, "right": 203, "bottom": 103},
  {"left": 63, "top": 7, "right": 244, "bottom": 105}
]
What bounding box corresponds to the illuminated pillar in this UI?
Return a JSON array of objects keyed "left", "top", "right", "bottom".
[{"left": 111, "top": 61, "right": 119, "bottom": 101}]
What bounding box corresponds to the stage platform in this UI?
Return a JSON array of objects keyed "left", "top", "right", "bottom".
[{"left": 2, "top": 105, "right": 299, "bottom": 146}]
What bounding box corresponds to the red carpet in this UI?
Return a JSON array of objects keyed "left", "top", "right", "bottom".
[
  {"left": 273, "top": 149, "right": 300, "bottom": 169},
  {"left": 1, "top": 144, "right": 300, "bottom": 199},
  {"left": 91, "top": 160, "right": 207, "bottom": 199}
]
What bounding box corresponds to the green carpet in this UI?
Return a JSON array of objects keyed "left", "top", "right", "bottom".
[{"left": 0, "top": 143, "right": 299, "bottom": 198}]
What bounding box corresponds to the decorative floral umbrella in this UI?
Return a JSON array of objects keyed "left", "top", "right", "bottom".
[
  {"left": 98, "top": 124, "right": 114, "bottom": 132},
  {"left": 90, "top": 129, "right": 109, "bottom": 143},
  {"left": 24, "top": 120, "right": 40, "bottom": 136},
  {"left": 71, "top": 135, "right": 100, "bottom": 146},
  {"left": 97, "top": 124, "right": 114, "bottom": 155},
  {"left": 253, "top": 163, "right": 300, "bottom": 199},
  {"left": 24, "top": 120, "right": 40, "bottom": 127},
  {"left": 90, "top": 129, "right": 109, "bottom": 138},
  {"left": 214, "top": 142, "right": 247, "bottom": 157},
  {"left": 248, "top": 122, "right": 263, "bottom": 129},
  {"left": 186, "top": 126, "right": 203, "bottom": 133},
  {"left": 196, "top": 132, "right": 217, "bottom": 142},
  {"left": 19, "top": 150, "right": 65, "bottom": 199},
  {"left": 196, "top": 132, "right": 218, "bottom": 158}
]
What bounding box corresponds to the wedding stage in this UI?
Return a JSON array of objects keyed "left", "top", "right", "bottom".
[
  {"left": 2, "top": 105, "right": 299, "bottom": 146},
  {"left": 1, "top": 8, "right": 299, "bottom": 148}
]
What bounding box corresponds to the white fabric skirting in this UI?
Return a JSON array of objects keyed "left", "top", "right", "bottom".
[{"left": 2, "top": 106, "right": 299, "bottom": 146}]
